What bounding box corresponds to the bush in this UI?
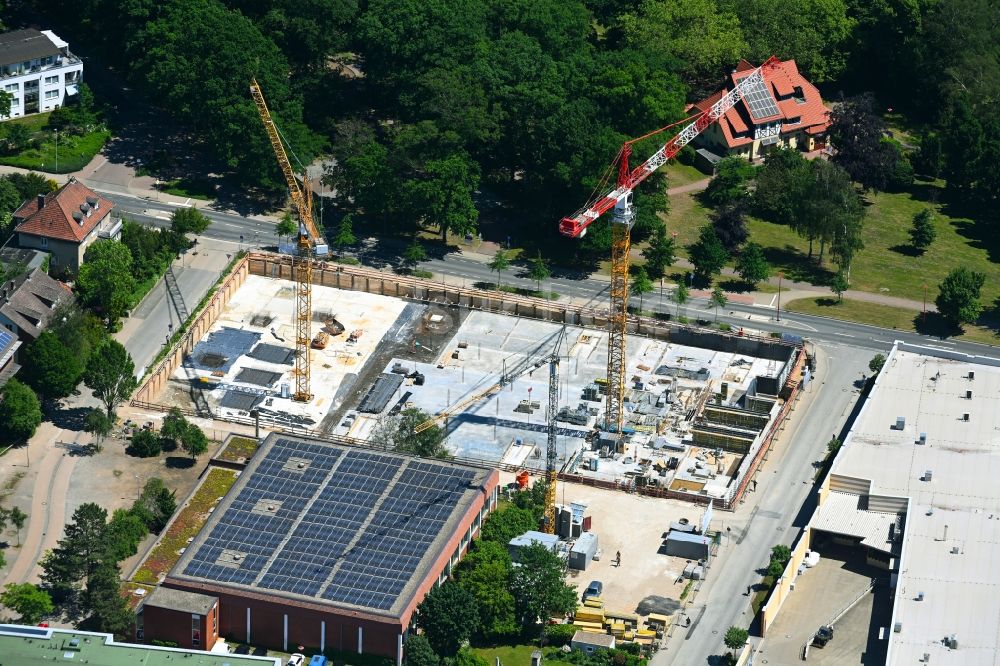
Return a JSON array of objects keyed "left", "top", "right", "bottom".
[
  {"left": 545, "top": 623, "right": 577, "bottom": 647},
  {"left": 127, "top": 429, "right": 161, "bottom": 458}
]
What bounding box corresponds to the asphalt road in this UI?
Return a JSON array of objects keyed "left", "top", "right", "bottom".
[{"left": 98, "top": 186, "right": 994, "bottom": 363}]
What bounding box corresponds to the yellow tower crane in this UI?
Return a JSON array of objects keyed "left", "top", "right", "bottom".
[{"left": 249, "top": 78, "right": 325, "bottom": 402}]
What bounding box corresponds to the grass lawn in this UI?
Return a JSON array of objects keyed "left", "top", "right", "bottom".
[
  {"left": 131, "top": 467, "right": 238, "bottom": 584},
  {"left": 0, "top": 126, "right": 110, "bottom": 173},
  {"left": 158, "top": 176, "right": 216, "bottom": 200},
  {"left": 472, "top": 644, "right": 545, "bottom": 664},
  {"left": 656, "top": 180, "right": 1000, "bottom": 309},
  {"left": 663, "top": 161, "right": 710, "bottom": 189},
  {"left": 786, "top": 296, "right": 1000, "bottom": 346}
]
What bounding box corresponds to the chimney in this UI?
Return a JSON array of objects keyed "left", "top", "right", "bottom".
[{"left": 37, "top": 193, "right": 45, "bottom": 209}]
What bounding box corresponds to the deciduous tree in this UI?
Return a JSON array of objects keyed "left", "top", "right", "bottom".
[
  {"left": 488, "top": 249, "right": 511, "bottom": 290},
  {"left": 830, "top": 271, "right": 849, "bottom": 302},
  {"left": 480, "top": 506, "right": 538, "bottom": 545},
  {"left": 631, "top": 265, "right": 654, "bottom": 311},
  {"left": 10, "top": 506, "right": 27, "bottom": 546},
  {"left": 404, "top": 634, "right": 439, "bottom": 666},
  {"left": 332, "top": 214, "right": 357, "bottom": 254},
  {"left": 181, "top": 425, "right": 209, "bottom": 458},
  {"left": 127, "top": 429, "right": 161, "bottom": 458},
  {"left": 402, "top": 240, "right": 428, "bottom": 272},
  {"left": 509, "top": 542, "right": 577, "bottom": 629},
  {"left": 276, "top": 212, "right": 297, "bottom": 242},
  {"left": 457, "top": 542, "right": 518, "bottom": 641},
  {"left": 393, "top": 408, "right": 450, "bottom": 459},
  {"left": 170, "top": 207, "right": 210, "bottom": 236},
  {"left": 76, "top": 240, "right": 137, "bottom": 327},
  {"left": 735, "top": 242, "right": 770, "bottom": 288},
  {"left": 1, "top": 583, "right": 53, "bottom": 624},
  {"left": 417, "top": 580, "right": 480, "bottom": 657},
  {"left": 703, "top": 157, "right": 755, "bottom": 208},
  {"left": 0, "top": 378, "right": 42, "bottom": 444},
  {"left": 84, "top": 409, "right": 112, "bottom": 452},
  {"left": 84, "top": 339, "right": 137, "bottom": 419},
  {"left": 709, "top": 285, "right": 727, "bottom": 321},
  {"left": 710, "top": 204, "right": 749, "bottom": 253},
  {"left": 689, "top": 225, "right": 729, "bottom": 283},
  {"left": 828, "top": 94, "right": 900, "bottom": 193},
  {"left": 724, "top": 626, "right": 749, "bottom": 652},
  {"left": 673, "top": 281, "right": 689, "bottom": 318},
  {"left": 936, "top": 267, "right": 986, "bottom": 326},
  {"left": 528, "top": 251, "right": 551, "bottom": 292}
]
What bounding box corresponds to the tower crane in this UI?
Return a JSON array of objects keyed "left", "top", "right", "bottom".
[
  {"left": 250, "top": 78, "right": 327, "bottom": 402},
  {"left": 542, "top": 334, "right": 561, "bottom": 534},
  {"left": 559, "top": 57, "right": 780, "bottom": 433}
]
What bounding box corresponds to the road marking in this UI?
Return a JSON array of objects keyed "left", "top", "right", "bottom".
[{"left": 768, "top": 295, "right": 777, "bottom": 307}]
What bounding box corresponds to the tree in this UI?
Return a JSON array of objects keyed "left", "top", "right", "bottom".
[
  {"left": 724, "top": 626, "right": 749, "bottom": 652},
  {"left": 84, "top": 339, "right": 137, "bottom": 419},
  {"left": 480, "top": 506, "right": 538, "bottom": 545},
  {"left": 827, "top": 436, "right": 842, "bottom": 455},
  {"left": 771, "top": 544, "right": 792, "bottom": 564},
  {"left": 869, "top": 353, "right": 886, "bottom": 374},
  {"left": 84, "top": 409, "right": 112, "bottom": 452},
  {"left": 332, "top": 214, "right": 357, "bottom": 254},
  {"left": 688, "top": 225, "right": 729, "bottom": 283},
  {"left": 734, "top": 243, "right": 770, "bottom": 289},
  {"left": 631, "top": 266, "right": 654, "bottom": 312},
  {"left": 417, "top": 580, "right": 480, "bottom": 657},
  {"left": 41, "top": 502, "right": 112, "bottom": 604},
  {"left": 170, "top": 207, "right": 211, "bottom": 236},
  {"left": 914, "top": 132, "right": 944, "bottom": 179},
  {"left": 181, "top": 425, "right": 209, "bottom": 458},
  {"left": 936, "top": 267, "right": 986, "bottom": 326},
  {"left": 75, "top": 240, "right": 137, "bottom": 327},
  {"left": 82, "top": 561, "right": 133, "bottom": 637},
  {"left": 408, "top": 154, "right": 480, "bottom": 240},
  {"left": 909, "top": 209, "right": 936, "bottom": 253},
  {"left": 106, "top": 509, "right": 148, "bottom": 561},
  {"left": 799, "top": 160, "right": 865, "bottom": 268},
  {"left": 1, "top": 583, "right": 53, "bottom": 624},
  {"left": 9, "top": 506, "right": 26, "bottom": 546},
  {"left": 703, "top": 157, "right": 755, "bottom": 207},
  {"left": 673, "top": 281, "right": 689, "bottom": 318},
  {"left": 404, "top": 634, "right": 439, "bottom": 666},
  {"left": 0, "top": 90, "right": 11, "bottom": 119},
  {"left": 710, "top": 204, "right": 749, "bottom": 253},
  {"left": 709, "top": 286, "right": 727, "bottom": 322},
  {"left": 276, "top": 212, "right": 297, "bottom": 242},
  {"left": 402, "top": 240, "right": 428, "bottom": 272},
  {"left": 451, "top": 649, "right": 489, "bottom": 666},
  {"left": 527, "top": 252, "right": 551, "bottom": 293},
  {"left": 127, "top": 429, "right": 161, "bottom": 458},
  {"left": 457, "top": 543, "right": 518, "bottom": 641},
  {"left": 48, "top": 301, "right": 108, "bottom": 366},
  {"left": 160, "top": 406, "right": 190, "bottom": 449},
  {"left": 488, "top": 249, "right": 511, "bottom": 290},
  {"left": 642, "top": 224, "right": 676, "bottom": 286},
  {"left": 132, "top": 478, "right": 177, "bottom": 534},
  {"left": 751, "top": 148, "right": 812, "bottom": 229},
  {"left": 827, "top": 94, "right": 900, "bottom": 193},
  {"left": 509, "top": 542, "right": 577, "bottom": 629},
  {"left": 830, "top": 271, "right": 849, "bottom": 302},
  {"left": 393, "top": 408, "right": 450, "bottom": 458},
  {"left": 0, "top": 378, "right": 42, "bottom": 444},
  {"left": 20, "top": 330, "right": 85, "bottom": 401}
]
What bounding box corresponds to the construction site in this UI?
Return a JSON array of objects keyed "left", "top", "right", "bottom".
[{"left": 146, "top": 256, "right": 800, "bottom": 511}]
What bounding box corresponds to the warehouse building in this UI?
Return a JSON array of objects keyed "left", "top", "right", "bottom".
[{"left": 161, "top": 434, "right": 499, "bottom": 664}]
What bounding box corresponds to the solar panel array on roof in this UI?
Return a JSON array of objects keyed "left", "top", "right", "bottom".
[
  {"left": 357, "top": 373, "right": 405, "bottom": 414},
  {"left": 741, "top": 76, "right": 781, "bottom": 120},
  {"left": 0, "top": 328, "right": 13, "bottom": 352},
  {"left": 182, "top": 438, "right": 482, "bottom": 613}
]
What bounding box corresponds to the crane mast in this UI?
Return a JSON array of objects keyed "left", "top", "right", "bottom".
[
  {"left": 559, "top": 57, "right": 779, "bottom": 433},
  {"left": 542, "top": 349, "right": 560, "bottom": 534},
  {"left": 250, "top": 78, "right": 324, "bottom": 402}
]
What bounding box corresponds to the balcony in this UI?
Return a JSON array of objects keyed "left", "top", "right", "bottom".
[
  {"left": 99, "top": 218, "right": 123, "bottom": 239},
  {"left": 0, "top": 52, "right": 82, "bottom": 80}
]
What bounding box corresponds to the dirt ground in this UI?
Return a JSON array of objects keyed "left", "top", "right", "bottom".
[
  {"left": 0, "top": 431, "right": 214, "bottom": 587},
  {"left": 500, "top": 471, "right": 716, "bottom": 618}
]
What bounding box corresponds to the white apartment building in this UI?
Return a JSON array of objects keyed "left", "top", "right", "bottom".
[{"left": 0, "top": 29, "right": 82, "bottom": 120}]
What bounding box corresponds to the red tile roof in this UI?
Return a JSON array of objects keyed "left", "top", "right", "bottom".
[
  {"left": 14, "top": 179, "right": 113, "bottom": 243},
  {"left": 691, "top": 58, "right": 831, "bottom": 150}
]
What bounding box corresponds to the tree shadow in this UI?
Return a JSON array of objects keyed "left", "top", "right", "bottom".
[
  {"left": 165, "top": 456, "right": 196, "bottom": 469},
  {"left": 907, "top": 181, "right": 942, "bottom": 204},
  {"left": 813, "top": 297, "right": 841, "bottom": 307},
  {"left": 761, "top": 245, "right": 835, "bottom": 285},
  {"left": 47, "top": 406, "right": 91, "bottom": 431},
  {"left": 888, "top": 244, "right": 922, "bottom": 257},
  {"left": 719, "top": 278, "right": 754, "bottom": 294},
  {"left": 913, "top": 311, "right": 965, "bottom": 339}
]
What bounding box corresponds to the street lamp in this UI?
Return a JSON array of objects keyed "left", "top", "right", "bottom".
[
  {"left": 54, "top": 128, "right": 58, "bottom": 173},
  {"left": 922, "top": 283, "right": 928, "bottom": 325},
  {"left": 134, "top": 474, "right": 141, "bottom": 499}
]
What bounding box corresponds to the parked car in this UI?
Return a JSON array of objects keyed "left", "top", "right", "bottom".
[
  {"left": 813, "top": 625, "right": 834, "bottom": 648},
  {"left": 583, "top": 580, "right": 603, "bottom": 601},
  {"left": 286, "top": 655, "right": 305, "bottom": 666}
]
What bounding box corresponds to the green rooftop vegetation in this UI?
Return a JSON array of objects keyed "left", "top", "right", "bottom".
[{"left": 131, "top": 467, "right": 237, "bottom": 585}]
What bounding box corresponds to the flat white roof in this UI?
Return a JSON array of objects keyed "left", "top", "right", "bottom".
[{"left": 828, "top": 342, "right": 1000, "bottom": 665}]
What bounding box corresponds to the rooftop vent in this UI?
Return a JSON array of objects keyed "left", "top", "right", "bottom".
[
  {"left": 917, "top": 591, "right": 925, "bottom": 601},
  {"left": 969, "top": 371, "right": 975, "bottom": 380},
  {"left": 966, "top": 390, "right": 972, "bottom": 399},
  {"left": 894, "top": 622, "right": 902, "bottom": 633},
  {"left": 924, "top": 470, "right": 933, "bottom": 482},
  {"left": 963, "top": 413, "right": 970, "bottom": 422},
  {"left": 946, "top": 635, "right": 958, "bottom": 649},
  {"left": 951, "top": 546, "right": 960, "bottom": 554},
  {"left": 36, "top": 193, "right": 45, "bottom": 209},
  {"left": 894, "top": 416, "right": 906, "bottom": 430},
  {"left": 918, "top": 432, "right": 927, "bottom": 445}
]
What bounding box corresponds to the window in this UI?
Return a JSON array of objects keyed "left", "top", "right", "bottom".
[
  {"left": 4, "top": 83, "right": 17, "bottom": 92},
  {"left": 191, "top": 615, "right": 201, "bottom": 647},
  {"left": 44, "top": 90, "right": 58, "bottom": 100},
  {"left": 212, "top": 609, "right": 217, "bottom": 633},
  {"left": 10, "top": 98, "right": 18, "bottom": 108},
  {"left": 40, "top": 237, "right": 47, "bottom": 248},
  {"left": 44, "top": 75, "right": 58, "bottom": 85}
]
